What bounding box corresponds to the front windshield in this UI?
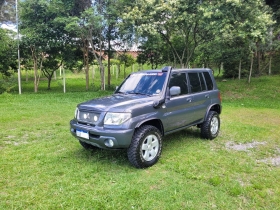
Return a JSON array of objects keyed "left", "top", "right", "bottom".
[{"left": 116, "top": 72, "right": 167, "bottom": 96}]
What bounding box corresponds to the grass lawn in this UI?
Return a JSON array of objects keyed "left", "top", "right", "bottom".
[{"left": 0, "top": 73, "right": 280, "bottom": 209}]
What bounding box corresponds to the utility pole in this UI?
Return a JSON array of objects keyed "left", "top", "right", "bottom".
[{"left": 16, "top": 0, "right": 22, "bottom": 94}]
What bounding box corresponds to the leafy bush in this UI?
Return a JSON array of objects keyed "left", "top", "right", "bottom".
[
  {"left": 223, "top": 60, "right": 250, "bottom": 79},
  {"left": 271, "top": 51, "right": 280, "bottom": 74},
  {"left": 0, "top": 72, "right": 17, "bottom": 94}
]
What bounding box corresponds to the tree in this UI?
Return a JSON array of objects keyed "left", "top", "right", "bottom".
[
  {"left": 69, "top": 0, "right": 92, "bottom": 90},
  {"left": 126, "top": 0, "right": 274, "bottom": 80},
  {"left": 199, "top": 0, "right": 274, "bottom": 80},
  {"left": 63, "top": 2, "right": 109, "bottom": 90},
  {"left": 136, "top": 34, "right": 165, "bottom": 69},
  {"left": 20, "top": 0, "right": 75, "bottom": 91},
  {"left": 0, "top": 28, "right": 17, "bottom": 77},
  {"left": 118, "top": 53, "right": 135, "bottom": 78},
  {"left": 125, "top": 0, "right": 213, "bottom": 68},
  {"left": 266, "top": 0, "right": 280, "bottom": 75}
]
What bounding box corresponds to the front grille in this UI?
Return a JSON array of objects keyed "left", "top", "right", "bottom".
[{"left": 77, "top": 110, "right": 100, "bottom": 124}]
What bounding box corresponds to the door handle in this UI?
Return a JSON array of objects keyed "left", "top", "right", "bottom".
[
  {"left": 186, "top": 98, "right": 192, "bottom": 102},
  {"left": 205, "top": 94, "right": 209, "bottom": 98}
]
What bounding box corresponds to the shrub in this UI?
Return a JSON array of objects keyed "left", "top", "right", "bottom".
[{"left": 0, "top": 72, "right": 17, "bottom": 94}]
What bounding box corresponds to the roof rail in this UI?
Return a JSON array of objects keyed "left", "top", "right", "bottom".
[{"left": 162, "top": 66, "right": 172, "bottom": 72}]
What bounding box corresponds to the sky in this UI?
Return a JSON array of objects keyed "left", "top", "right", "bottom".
[{"left": 1, "top": 23, "right": 16, "bottom": 31}]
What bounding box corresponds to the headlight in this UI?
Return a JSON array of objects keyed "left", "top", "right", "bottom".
[
  {"left": 74, "top": 107, "right": 79, "bottom": 118},
  {"left": 104, "top": 112, "right": 131, "bottom": 125}
]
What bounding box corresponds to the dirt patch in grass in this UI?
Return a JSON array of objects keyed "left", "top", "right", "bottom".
[
  {"left": 257, "top": 148, "right": 280, "bottom": 167},
  {"left": 225, "top": 141, "right": 266, "bottom": 152},
  {"left": 258, "top": 157, "right": 280, "bottom": 167},
  {"left": 226, "top": 141, "right": 280, "bottom": 167}
]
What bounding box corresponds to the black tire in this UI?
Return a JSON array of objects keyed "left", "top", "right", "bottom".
[
  {"left": 79, "top": 140, "right": 96, "bottom": 150},
  {"left": 127, "top": 125, "right": 162, "bottom": 168},
  {"left": 201, "top": 111, "right": 220, "bottom": 140}
]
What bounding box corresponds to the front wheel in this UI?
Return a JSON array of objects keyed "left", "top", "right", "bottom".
[
  {"left": 201, "top": 111, "right": 220, "bottom": 140},
  {"left": 127, "top": 125, "right": 162, "bottom": 168}
]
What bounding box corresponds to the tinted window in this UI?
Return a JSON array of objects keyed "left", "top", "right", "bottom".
[
  {"left": 169, "top": 72, "right": 188, "bottom": 96},
  {"left": 203, "top": 72, "right": 213, "bottom": 90},
  {"left": 188, "top": 73, "right": 201, "bottom": 93},
  {"left": 199, "top": 73, "right": 206, "bottom": 91}
]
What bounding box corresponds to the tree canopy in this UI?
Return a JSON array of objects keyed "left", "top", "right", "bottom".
[{"left": 1, "top": 0, "right": 280, "bottom": 92}]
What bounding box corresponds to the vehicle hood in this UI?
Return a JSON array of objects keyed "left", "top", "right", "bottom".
[{"left": 78, "top": 94, "right": 158, "bottom": 112}]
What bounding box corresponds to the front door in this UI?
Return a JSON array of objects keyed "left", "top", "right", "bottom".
[{"left": 162, "top": 72, "right": 194, "bottom": 132}]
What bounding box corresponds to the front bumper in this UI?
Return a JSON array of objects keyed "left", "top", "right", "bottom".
[{"left": 70, "top": 119, "right": 134, "bottom": 149}]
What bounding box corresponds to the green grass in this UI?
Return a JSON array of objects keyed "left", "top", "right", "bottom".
[{"left": 0, "top": 74, "right": 280, "bottom": 209}]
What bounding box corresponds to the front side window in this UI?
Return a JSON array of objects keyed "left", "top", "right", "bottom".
[
  {"left": 169, "top": 72, "right": 188, "bottom": 96},
  {"left": 116, "top": 72, "right": 167, "bottom": 96}
]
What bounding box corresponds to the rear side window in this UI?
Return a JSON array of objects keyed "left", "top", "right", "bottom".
[
  {"left": 188, "top": 72, "right": 213, "bottom": 93},
  {"left": 188, "top": 73, "right": 201, "bottom": 93},
  {"left": 203, "top": 72, "right": 214, "bottom": 90}
]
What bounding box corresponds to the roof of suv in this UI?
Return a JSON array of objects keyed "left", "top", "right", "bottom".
[{"left": 135, "top": 68, "right": 213, "bottom": 74}]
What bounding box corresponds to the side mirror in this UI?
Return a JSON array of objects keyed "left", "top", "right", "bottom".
[{"left": 170, "top": 86, "right": 181, "bottom": 96}]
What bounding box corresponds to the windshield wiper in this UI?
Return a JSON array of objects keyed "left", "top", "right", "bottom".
[
  {"left": 115, "top": 91, "right": 126, "bottom": 94},
  {"left": 127, "top": 91, "right": 151, "bottom": 97}
]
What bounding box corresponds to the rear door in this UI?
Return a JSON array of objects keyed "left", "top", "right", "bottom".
[{"left": 187, "top": 71, "right": 212, "bottom": 123}]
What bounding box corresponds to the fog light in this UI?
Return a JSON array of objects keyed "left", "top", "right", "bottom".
[{"left": 104, "top": 139, "right": 114, "bottom": 147}]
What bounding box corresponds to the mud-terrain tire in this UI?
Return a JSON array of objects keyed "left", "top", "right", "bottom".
[
  {"left": 127, "top": 125, "right": 162, "bottom": 168},
  {"left": 201, "top": 111, "right": 220, "bottom": 140}
]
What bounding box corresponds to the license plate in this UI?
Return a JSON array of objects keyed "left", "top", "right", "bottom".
[{"left": 76, "top": 129, "right": 89, "bottom": 139}]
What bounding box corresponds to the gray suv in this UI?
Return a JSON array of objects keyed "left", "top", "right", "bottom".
[{"left": 70, "top": 66, "right": 222, "bottom": 168}]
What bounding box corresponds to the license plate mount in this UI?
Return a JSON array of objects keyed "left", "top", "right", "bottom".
[{"left": 76, "top": 129, "right": 89, "bottom": 139}]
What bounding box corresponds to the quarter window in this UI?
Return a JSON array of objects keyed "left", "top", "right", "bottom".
[
  {"left": 203, "top": 72, "right": 214, "bottom": 90},
  {"left": 199, "top": 73, "right": 206, "bottom": 91}
]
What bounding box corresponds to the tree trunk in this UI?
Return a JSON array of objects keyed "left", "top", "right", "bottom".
[
  {"left": 268, "top": 55, "right": 272, "bottom": 75},
  {"left": 256, "top": 42, "right": 261, "bottom": 75},
  {"left": 99, "top": 63, "right": 105, "bottom": 90},
  {"left": 248, "top": 53, "right": 254, "bottom": 84},
  {"left": 84, "top": 40, "right": 89, "bottom": 91},
  {"left": 63, "top": 66, "right": 66, "bottom": 93},
  {"left": 107, "top": 38, "right": 111, "bottom": 87},
  {"left": 34, "top": 62, "right": 38, "bottom": 93},
  {"left": 47, "top": 77, "right": 51, "bottom": 90},
  {"left": 25, "top": 69, "right": 28, "bottom": 82},
  {"left": 124, "top": 64, "right": 126, "bottom": 79},
  {"left": 31, "top": 47, "right": 39, "bottom": 93},
  {"left": 238, "top": 59, "right": 241, "bottom": 80}
]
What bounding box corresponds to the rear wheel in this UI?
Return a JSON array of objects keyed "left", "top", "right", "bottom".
[
  {"left": 127, "top": 125, "right": 162, "bottom": 168},
  {"left": 201, "top": 111, "right": 220, "bottom": 140}
]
